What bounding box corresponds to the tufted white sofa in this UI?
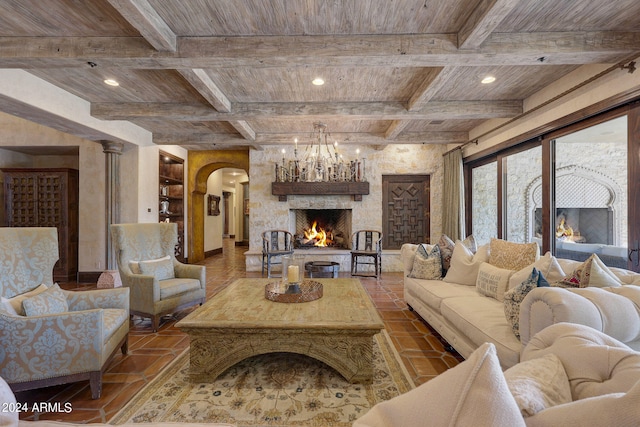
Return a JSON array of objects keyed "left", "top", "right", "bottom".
[
  {"left": 401, "top": 242, "right": 640, "bottom": 369},
  {"left": 354, "top": 322, "right": 640, "bottom": 426}
]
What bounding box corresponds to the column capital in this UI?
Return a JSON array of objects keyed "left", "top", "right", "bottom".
[{"left": 100, "top": 140, "right": 124, "bottom": 155}]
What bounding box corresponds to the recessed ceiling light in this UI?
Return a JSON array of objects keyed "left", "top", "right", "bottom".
[
  {"left": 481, "top": 76, "right": 496, "bottom": 84},
  {"left": 104, "top": 79, "right": 120, "bottom": 87},
  {"left": 312, "top": 78, "right": 325, "bottom": 86}
]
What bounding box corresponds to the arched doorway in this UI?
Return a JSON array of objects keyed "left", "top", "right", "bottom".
[{"left": 187, "top": 150, "right": 249, "bottom": 263}]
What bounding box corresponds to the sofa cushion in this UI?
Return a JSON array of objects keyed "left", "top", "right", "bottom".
[
  {"left": 490, "top": 238, "right": 539, "bottom": 271},
  {"left": 138, "top": 255, "right": 175, "bottom": 281},
  {"left": 441, "top": 296, "right": 521, "bottom": 367},
  {"left": 504, "top": 353, "right": 572, "bottom": 417},
  {"left": 22, "top": 283, "right": 69, "bottom": 317},
  {"left": 409, "top": 244, "right": 442, "bottom": 280},
  {"left": 159, "top": 278, "right": 201, "bottom": 299},
  {"left": 443, "top": 242, "right": 489, "bottom": 286},
  {"left": 353, "top": 342, "right": 525, "bottom": 427},
  {"left": 476, "top": 262, "right": 514, "bottom": 302},
  {"left": 405, "top": 276, "right": 479, "bottom": 312}
]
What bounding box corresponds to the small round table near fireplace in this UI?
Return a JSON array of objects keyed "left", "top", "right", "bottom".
[{"left": 304, "top": 261, "right": 340, "bottom": 278}]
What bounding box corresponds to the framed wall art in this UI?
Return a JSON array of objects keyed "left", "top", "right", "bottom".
[{"left": 208, "top": 194, "right": 221, "bottom": 216}]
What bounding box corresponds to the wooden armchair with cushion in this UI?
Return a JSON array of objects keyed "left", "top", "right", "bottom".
[
  {"left": 0, "top": 227, "right": 129, "bottom": 399},
  {"left": 111, "top": 223, "right": 206, "bottom": 332}
]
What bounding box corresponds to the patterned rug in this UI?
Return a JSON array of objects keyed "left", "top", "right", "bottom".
[{"left": 110, "top": 330, "right": 413, "bottom": 426}]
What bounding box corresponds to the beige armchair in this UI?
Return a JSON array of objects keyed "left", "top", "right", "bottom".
[
  {"left": 111, "top": 223, "right": 206, "bottom": 332},
  {"left": 0, "top": 227, "right": 129, "bottom": 399}
]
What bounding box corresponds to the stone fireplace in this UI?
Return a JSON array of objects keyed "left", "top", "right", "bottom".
[
  {"left": 244, "top": 144, "right": 446, "bottom": 272},
  {"left": 292, "top": 208, "right": 352, "bottom": 249}
]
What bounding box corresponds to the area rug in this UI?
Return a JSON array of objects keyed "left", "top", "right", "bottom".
[{"left": 110, "top": 330, "right": 413, "bottom": 426}]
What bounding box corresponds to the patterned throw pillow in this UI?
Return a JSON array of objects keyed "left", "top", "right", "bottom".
[
  {"left": 504, "top": 268, "right": 550, "bottom": 339},
  {"left": 438, "top": 235, "right": 455, "bottom": 272},
  {"left": 409, "top": 244, "right": 442, "bottom": 280},
  {"left": 22, "top": 283, "right": 69, "bottom": 317},
  {"left": 489, "top": 238, "right": 539, "bottom": 271},
  {"left": 138, "top": 255, "right": 175, "bottom": 281},
  {"left": 558, "top": 254, "right": 622, "bottom": 288},
  {"left": 2, "top": 284, "right": 49, "bottom": 316}
]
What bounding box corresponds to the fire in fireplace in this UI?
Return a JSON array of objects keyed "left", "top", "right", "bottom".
[{"left": 292, "top": 209, "right": 351, "bottom": 249}]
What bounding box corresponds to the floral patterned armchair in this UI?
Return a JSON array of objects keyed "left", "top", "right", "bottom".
[
  {"left": 0, "top": 227, "right": 129, "bottom": 399},
  {"left": 110, "top": 223, "right": 206, "bottom": 332}
]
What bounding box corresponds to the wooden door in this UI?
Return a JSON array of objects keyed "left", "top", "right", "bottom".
[{"left": 382, "top": 175, "right": 430, "bottom": 249}]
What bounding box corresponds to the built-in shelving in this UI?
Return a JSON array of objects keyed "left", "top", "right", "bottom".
[{"left": 159, "top": 151, "right": 185, "bottom": 261}]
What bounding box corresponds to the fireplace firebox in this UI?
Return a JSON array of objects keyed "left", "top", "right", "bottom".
[{"left": 292, "top": 209, "right": 352, "bottom": 249}]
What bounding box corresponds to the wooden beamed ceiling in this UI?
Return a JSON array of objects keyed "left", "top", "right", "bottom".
[{"left": 0, "top": 0, "right": 638, "bottom": 150}]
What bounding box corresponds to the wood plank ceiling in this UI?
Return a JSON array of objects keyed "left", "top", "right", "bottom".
[{"left": 0, "top": 0, "right": 639, "bottom": 151}]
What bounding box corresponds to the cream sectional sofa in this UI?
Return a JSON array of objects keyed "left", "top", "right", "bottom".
[{"left": 401, "top": 242, "right": 640, "bottom": 369}]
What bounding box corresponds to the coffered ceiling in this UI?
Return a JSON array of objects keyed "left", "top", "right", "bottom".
[{"left": 0, "top": 0, "right": 639, "bottom": 151}]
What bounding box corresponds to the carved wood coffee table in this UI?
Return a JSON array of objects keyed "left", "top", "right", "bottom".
[{"left": 176, "top": 278, "right": 384, "bottom": 383}]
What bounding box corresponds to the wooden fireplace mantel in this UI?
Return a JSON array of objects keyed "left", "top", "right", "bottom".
[{"left": 272, "top": 181, "right": 370, "bottom": 201}]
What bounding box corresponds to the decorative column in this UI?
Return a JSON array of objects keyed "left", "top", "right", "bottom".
[{"left": 98, "top": 141, "right": 124, "bottom": 287}]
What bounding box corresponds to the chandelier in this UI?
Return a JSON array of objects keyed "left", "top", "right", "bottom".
[{"left": 274, "top": 122, "right": 365, "bottom": 183}]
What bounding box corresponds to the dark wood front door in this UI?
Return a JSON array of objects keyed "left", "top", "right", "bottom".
[{"left": 382, "top": 175, "right": 430, "bottom": 249}]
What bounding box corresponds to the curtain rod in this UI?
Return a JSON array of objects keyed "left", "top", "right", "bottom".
[{"left": 442, "top": 139, "right": 478, "bottom": 156}]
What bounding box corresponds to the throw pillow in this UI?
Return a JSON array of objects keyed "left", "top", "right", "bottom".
[
  {"left": 438, "top": 234, "right": 476, "bottom": 273},
  {"left": 504, "top": 268, "right": 550, "bottom": 339},
  {"left": 443, "top": 242, "right": 490, "bottom": 286},
  {"left": 22, "top": 283, "right": 69, "bottom": 317},
  {"left": 525, "top": 386, "right": 640, "bottom": 427},
  {"left": 138, "top": 255, "right": 175, "bottom": 281},
  {"left": 559, "top": 253, "right": 622, "bottom": 288},
  {"left": 508, "top": 252, "right": 565, "bottom": 290},
  {"left": 489, "top": 238, "right": 539, "bottom": 271},
  {"left": 437, "top": 234, "right": 455, "bottom": 272},
  {"left": 504, "top": 353, "right": 572, "bottom": 417},
  {"left": 353, "top": 342, "right": 525, "bottom": 427},
  {"left": 0, "top": 376, "right": 18, "bottom": 426},
  {"left": 476, "top": 262, "right": 514, "bottom": 302},
  {"left": 2, "top": 283, "right": 48, "bottom": 316},
  {"left": 409, "top": 244, "right": 442, "bottom": 280}
]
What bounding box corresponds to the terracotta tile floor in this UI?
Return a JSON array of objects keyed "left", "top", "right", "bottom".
[{"left": 16, "top": 238, "right": 462, "bottom": 423}]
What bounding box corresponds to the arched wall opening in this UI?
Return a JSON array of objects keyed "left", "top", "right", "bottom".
[{"left": 187, "top": 150, "right": 250, "bottom": 263}]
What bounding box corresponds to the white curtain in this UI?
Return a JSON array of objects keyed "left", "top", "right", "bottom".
[{"left": 442, "top": 149, "right": 466, "bottom": 241}]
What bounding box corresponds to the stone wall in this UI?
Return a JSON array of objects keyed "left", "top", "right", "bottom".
[{"left": 246, "top": 143, "right": 446, "bottom": 272}]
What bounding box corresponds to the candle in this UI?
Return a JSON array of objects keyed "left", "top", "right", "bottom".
[{"left": 287, "top": 265, "right": 299, "bottom": 283}]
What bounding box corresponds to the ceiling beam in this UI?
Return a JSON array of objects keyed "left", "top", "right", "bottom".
[
  {"left": 178, "top": 68, "right": 231, "bottom": 112},
  {"left": 106, "top": 0, "right": 177, "bottom": 51},
  {"left": 153, "top": 131, "right": 468, "bottom": 146},
  {"left": 1, "top": 32, "right": 638, "bottom": 69},
  {"left": 92, "top": 100, "right": 523, "bottom": 121},
  {"left": 106, "top": 1, "right": 261, "bottom": 146},
  {"left": 458, "top": 0, "right": 521, "bottom": 49},
  {"left": 386, "top": 66, "right": 461, "bottom": 139}
]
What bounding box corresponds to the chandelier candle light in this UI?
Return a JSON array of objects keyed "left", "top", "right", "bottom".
[{"left": 275, "top": 123, "right": 365, "bottom": 183}]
